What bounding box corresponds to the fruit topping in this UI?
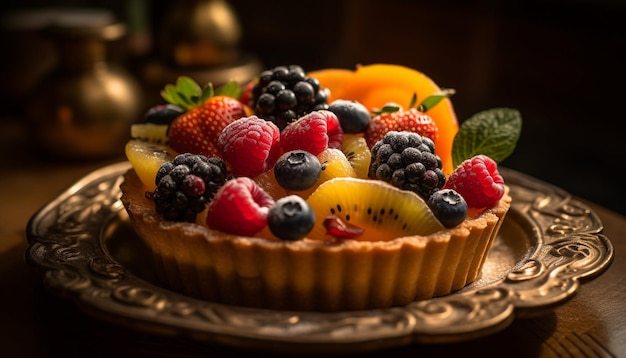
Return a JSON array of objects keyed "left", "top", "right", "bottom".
[
  {"left": 143, "top": 104, "right": 184, "bottom": 125},
  {"left": 341, "top": 134, "right": 371, "bottom": 179},
  {"left": 369, "top": 131, "right": 445, "bottom": 200},
  {"left": 125, "top": 139, "right": 177, "bottom": 191},
  {"left": 444, "top": 154, "right": 505, "bottom": 209},
  {"left": 365, "top": 98, "right": 439, "bottom": 149},
  {"left": 306, "top": 177, "right": 444, "bottom": 241},
  {"left": 206, "top": 177, "right": 275, "bottom": 236},
  {"left": 164, "top": 77, "right": 247, "bottom": 157},
  {"left": 280, "top": 110, "right": 344, "bottom": 155},
  {"left": 309, "top": 64, "right": 459, "bottom": 175},
  {"left": 427, "top": 189, "right": 468, "bottom": 228},
  {"left": 323, "top": 216, "right": 364, "bottom": 239},
  {"left": 151, "top": 153, "right": 228, "bottom": 222},
  {"left": 217, "top": 115, "right": 282, "bottom": 177},
  {"left": 250, "top": 65, "right": 330, "bottom": 129},
  {"left": 327, "top": 99, "right": 371, "bottom": 134},
  {"left": 267, "top": 195, "right": 316, "bottom": 241},
  {"left": 130, "top": 123, "right": 169, "bottom": 145},
  {"left": 273, "top": 150, "right": 322, "bottom": 191}
]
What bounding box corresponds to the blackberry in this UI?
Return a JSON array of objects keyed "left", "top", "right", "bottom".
[
  {"left": 251, "top": 65, "right": 330, "bottom": 130},
  {"left": 369, "top": 131, "right": 446, "bottom": 200},
  {"left": 151, "top": 153, "right": 228, "bottom": 222}
]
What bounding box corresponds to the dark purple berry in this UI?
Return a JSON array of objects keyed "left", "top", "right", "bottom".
[
  {"left": 144, "top": 104, "right": 184, "bottom": 125},
  {"left": 369, "top": 131, "right": 446, "bottom": 200},
  {"left": 273, "top": 150, "right": 322, "bottom": 191},
  {"left": 267, "top": 195, "right": 315, "bottom": 240},
  {"left": 428, "top": 189, "right": 467, "bottom": 228},
  {"left": 152, "top": 154, "right": 228, "bottom": 222},
  {"left": 250, "top": 65, "right": 330, "bottom": 128},
  {"left": 327, "top": 99, "right": 371, "bottom": 133}
]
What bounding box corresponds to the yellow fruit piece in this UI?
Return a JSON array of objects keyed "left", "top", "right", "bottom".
[
  {"left": 125, "top": 139, "right": 177, "bottom": 191},
  {"left": 309, "top": 64, "right": 459, "bottom": 175},
  {"left": 306, "top": 177, "right": 444, "bottom": 241},
  {"left": 341, "top": 134, "right": 371, "bottom": 179}
]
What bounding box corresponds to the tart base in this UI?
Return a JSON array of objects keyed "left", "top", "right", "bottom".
[{"left": 121, "top": 169, "right": 511, "bottom": 311}]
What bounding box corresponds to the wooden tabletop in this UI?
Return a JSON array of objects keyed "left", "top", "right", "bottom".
[{"left": 1, "top": 120, "right": 625, "bottom": 357}]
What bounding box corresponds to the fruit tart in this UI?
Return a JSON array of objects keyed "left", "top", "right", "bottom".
[{"left": 120, "top": 64, "right": 520, "bottom": 311}]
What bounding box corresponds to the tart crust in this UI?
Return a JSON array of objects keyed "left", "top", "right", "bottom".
[{"left": 121, "top": 169, "right": 511, "bottom": 311}]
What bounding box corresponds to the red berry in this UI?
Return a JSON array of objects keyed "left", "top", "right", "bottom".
[
  {"left": 218, "top": 116, "right": 282, "bottom": 177},
  {"left": 365, "top": 107, "right": 438, "bottom": 148},
  {"left": 281, "top": 110, "right": 343, "bottom": 155},
  {"left": 206, "top": 177, "right": 275, "bottom": 236},
  {"left": 168, "top": 96, "right": 246, "bottom": 157},
  {"left": 444, "top": 155, "right": 504, "bottom": 208}
]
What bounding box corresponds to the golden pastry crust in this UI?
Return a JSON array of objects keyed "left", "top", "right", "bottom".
[{"left": 121, "top": 169, "right": 511, "bottom": 311}]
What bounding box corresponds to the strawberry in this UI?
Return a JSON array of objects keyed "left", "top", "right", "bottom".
[
  {"left": 161, "top": 76, "right": 246, "bottom": 157},
  {"left": 365, "top": 107, "right": 438, "bottom": 148},
  {"left": 364, "top": 92, "right": 455, "bottom": 148}
]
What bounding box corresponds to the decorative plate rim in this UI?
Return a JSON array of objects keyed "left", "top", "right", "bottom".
[{"left": 25, "top": 162, "right": 614, "bottom": 354}]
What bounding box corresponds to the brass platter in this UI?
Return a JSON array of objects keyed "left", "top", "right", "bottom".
[{"left": 25, "top": 162, "right": 614, "bottom": 355}]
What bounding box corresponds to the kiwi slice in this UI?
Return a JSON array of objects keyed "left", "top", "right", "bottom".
[
  {"left": 130, "top": 123, "right": 169, "bottom": 145},
  {"left": 306, "top": 177, "right": 444, "bottom": 241},
  {"left": 341, "top": 134, "right": 371, "bottom": 179}
]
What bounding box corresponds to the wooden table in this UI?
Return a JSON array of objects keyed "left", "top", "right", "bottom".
[{"left": 1, "top": 119, "right": 625, "bottom": 357}]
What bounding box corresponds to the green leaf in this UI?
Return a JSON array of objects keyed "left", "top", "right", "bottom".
[
  {"left": 452, "top": 108, "right": 522, "bottom": 167},
  {"left": 417, "top": 88, "right": 455, "bottom": 112},
  {"left": 408, "top": 93, "right": 418, "bottom": 109},
  {"left": 200, "top": 83, "right": 215, "bottom": 103},
  {"left": 215, "top": 80, "right": 243, "bottom": 99},
  {"left": 176, "top": 76, "right": 202, "bottom": 102}
]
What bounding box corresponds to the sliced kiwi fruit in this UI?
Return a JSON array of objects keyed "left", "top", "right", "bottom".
[
  {"left": 341, "top": 134, "right": 371, "bottom": 179},
  {"left": 130, "top": 123, "right": 169, "bottom": 145},
  {"left": 306, "top": 177, "right": 444, "bottom": 241}
]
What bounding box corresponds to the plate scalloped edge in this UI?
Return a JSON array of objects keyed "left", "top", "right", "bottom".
[{"left": 24, "top": 162, "right": 614, "bottom": 354}]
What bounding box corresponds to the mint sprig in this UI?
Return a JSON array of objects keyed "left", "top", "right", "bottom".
[{"left": 452, "top": 108, "right": 522, "bottom": 168}]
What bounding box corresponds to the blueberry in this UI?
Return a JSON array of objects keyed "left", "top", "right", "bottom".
[
  {"left": 144, "top": 104, "right": 184, "bottom": 125},
  {"left": 267, "top": 195, "right": 315, "bottom": 240},
  {"left": 428, "top": 189, "right": 468, "bottom": 228},
  {"left": 327, "top": 99, "right": 371, "bottom": 133},
  {"left": 273, "top": 150, "right": 322, "bottom": 191}
]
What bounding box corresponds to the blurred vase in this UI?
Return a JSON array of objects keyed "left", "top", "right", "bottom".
[
  {"left": 157, "top": 0, "right": 242, "bottom": 67},
  {"left": 27, "top": 9, "right": 144, "bottom": 160}
]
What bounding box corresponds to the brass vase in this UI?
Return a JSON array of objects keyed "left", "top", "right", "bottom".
[{"left": 27, "top": 10, "right": 144, "bottom": 160}]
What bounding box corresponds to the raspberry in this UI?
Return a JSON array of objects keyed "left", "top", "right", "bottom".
[
  {"left": 206, "top": 177, "right": 275, "bottom": 236},
  {"left": 280, "top": 110, "right": 343, "bottom": 156},
  {"left": 369, "top": 131, "right": 445, "bottom": 200},
  {"left": 444, "top": 154, "right": 505, "bottom": 208},
  {"left": 151, "top": 153, "right": 228, "bottom": 222},
  {"left": 217, "top": 116, "right": 282, "bottom": 177},
  {"left": 250, "top": 65, "right": 330, "bottom": 130}
]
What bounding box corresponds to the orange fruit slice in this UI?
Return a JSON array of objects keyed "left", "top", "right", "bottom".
[{"left": 309, "top": 64, "right": 459, "bottom": 174}]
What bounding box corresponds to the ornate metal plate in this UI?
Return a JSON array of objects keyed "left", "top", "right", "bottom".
[{"left": 25, "top": 162, "right": 614, "bottom": 355}]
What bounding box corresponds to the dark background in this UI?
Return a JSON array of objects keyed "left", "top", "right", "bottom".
[{"left": 1, "top": 0, "right": 625, "bottom": 216}]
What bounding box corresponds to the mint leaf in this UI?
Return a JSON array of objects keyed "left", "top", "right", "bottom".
[{"left": 452, "top": 108, "right": 522, "bottom": 167}]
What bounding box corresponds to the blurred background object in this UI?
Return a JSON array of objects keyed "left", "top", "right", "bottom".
[
  {"left": 0, "top": 0, "right": 624, "bottom": 214},
  {"left": 21, "top": 8, "right": 144, "bottom": 159}
]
